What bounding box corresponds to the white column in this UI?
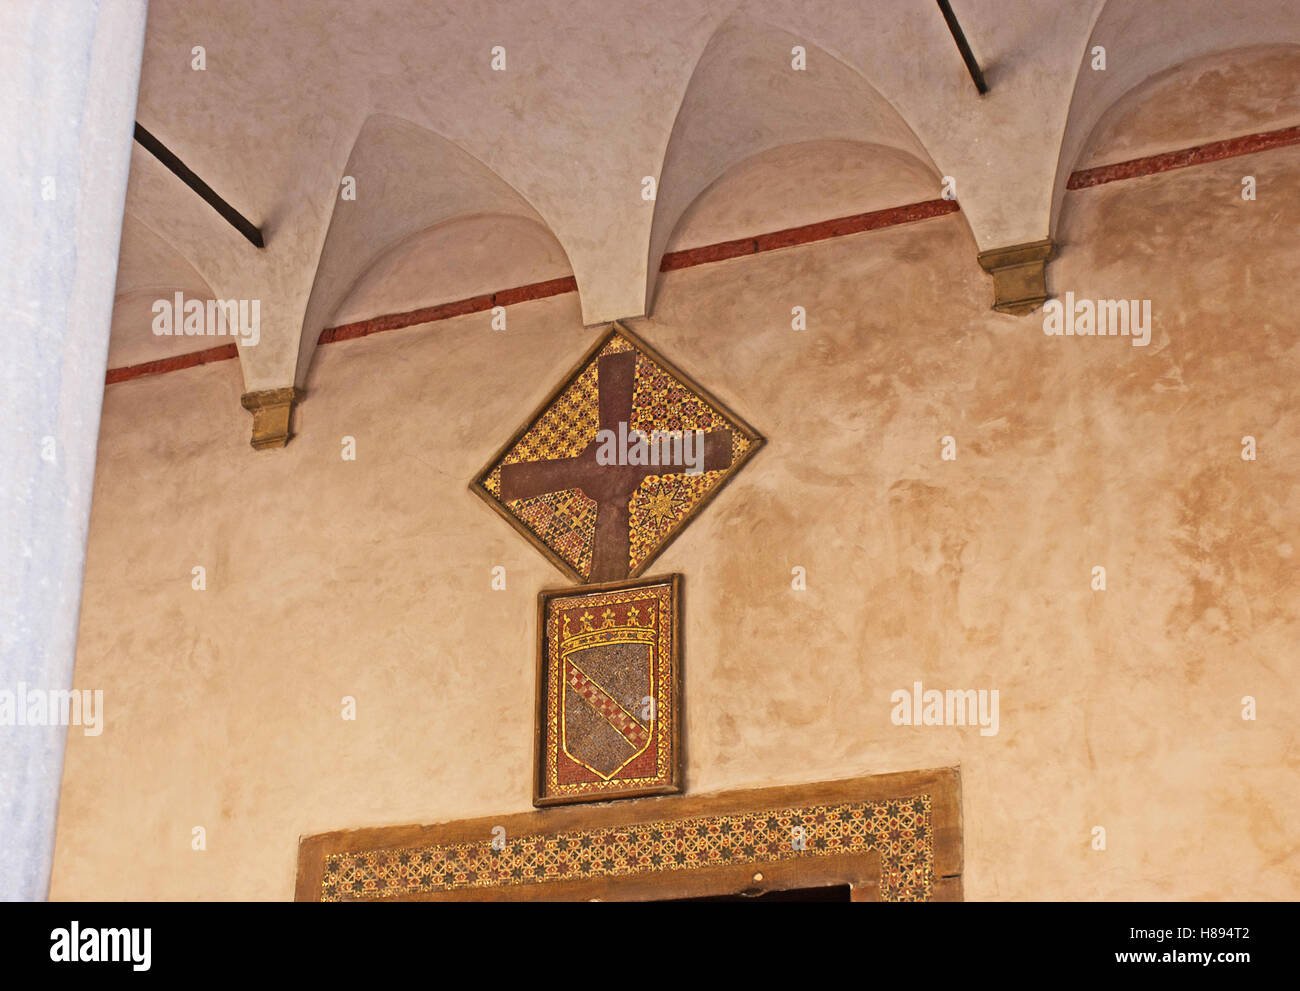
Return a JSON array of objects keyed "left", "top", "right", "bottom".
[{"left": 0, "top": 0, "right": 148, "bottom": 900}]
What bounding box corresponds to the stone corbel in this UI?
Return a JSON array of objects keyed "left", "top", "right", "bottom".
[
  {"left": 239, "top": 387, "right": 303, "bottom": 450},
  {"left": 976, "top": 238, "right": 1056, "bottom": 315}
]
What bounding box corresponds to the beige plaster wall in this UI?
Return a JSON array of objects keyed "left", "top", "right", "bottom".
[{"left": 51, "top": 146, "right": 1300, "bottom": 900}]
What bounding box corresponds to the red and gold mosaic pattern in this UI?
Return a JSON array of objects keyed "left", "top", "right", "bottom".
[
  {"left": 475, "top": 325, "right": 760, "bottom": 582},
  {"left": 541, "top": 579, "right": 675, "bottom": 802},
  {"left": 625, "top": 350, "right": 752, "bottom": 571},
  {"left": 509, "top": 488, "right": 597, "bottom": 577},
  {"left": 564, "top": 663, "right": 651, "bottom": 749},
  {"left": 482, "top": 362, "right": 599, "bottom": 502},
  {"left": 318, "top": 794, "right": 934, "bottom": 901}
]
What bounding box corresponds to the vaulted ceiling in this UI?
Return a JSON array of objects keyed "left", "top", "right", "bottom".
[{"left": 110, "top": 0, "right": 1300, "bottom": 407}]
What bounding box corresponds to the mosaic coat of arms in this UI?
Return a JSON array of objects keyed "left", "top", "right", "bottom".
[
  {"left": 534, "top": 576, "right": 679, "bottom": 805},
  {"left": 472, "top": 322, "right": 764, "bottom": 583}
]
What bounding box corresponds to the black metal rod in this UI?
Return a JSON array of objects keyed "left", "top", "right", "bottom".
[
  {"left": 133, "top": 122, "right": 265, "bottom": 248},
  {"left": 936, "top": 0, "right": 988, "bottom": 95}
]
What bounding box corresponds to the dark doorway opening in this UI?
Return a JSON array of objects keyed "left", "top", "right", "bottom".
[{"left": 666, "top": 883, "right": 852, "bottom": 902}]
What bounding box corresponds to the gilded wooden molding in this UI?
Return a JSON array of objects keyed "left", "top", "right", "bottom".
[
  {"left": 977, "top": 238, "right": 1056, "bottom": 315},
  {"left": 239, "top": 387, "right": 302, "bottom": 450},
  {"left": 295, "top": 767, "right": 963, "bottom": 902}
]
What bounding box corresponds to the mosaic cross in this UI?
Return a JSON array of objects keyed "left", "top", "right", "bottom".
[
  {"left": 474, "top": 324, "right": 764, "bottom": 583},
  {"left": 498, "top": 349, "right": 731, "bottom": 581}
]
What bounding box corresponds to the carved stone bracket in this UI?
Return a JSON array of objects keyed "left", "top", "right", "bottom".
[
  {"left": 977, "top": 238, "right": 1056, "bottom": 315},
  {"left": 239, "top": 387, "right": 303, "bottom": 450}
]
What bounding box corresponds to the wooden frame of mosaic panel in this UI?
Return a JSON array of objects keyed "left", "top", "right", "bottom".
[
  {"left": 295, "top": 767, "right": 963, "bottom": 902},
  {"left": 469, "top": 321, "right": 765, "bottom": 584},
  {"left": 534, "top": 574, "right": 682, "bottom": 807}
]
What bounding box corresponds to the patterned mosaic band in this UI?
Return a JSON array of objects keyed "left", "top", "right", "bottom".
[
  {"left": 297, "top": 769, "right": 962, "bottom": 902},
  {"left": 319, "top": 793, "right": 934, "bottom": 902}
]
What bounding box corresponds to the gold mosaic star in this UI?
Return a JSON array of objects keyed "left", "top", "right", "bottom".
[{"left": 641, "top": 487, "right": 685, "bottom": 528}]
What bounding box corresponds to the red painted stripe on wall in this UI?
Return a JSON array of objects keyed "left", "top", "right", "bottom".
[
  {"left": 104, "top": 343, "right": 239, "bottom": 385},
  {"left": 659, "top": 235, "right": 756, "bottom": 271},
  {"left": 1066, "top": 123, "right": 1300, "bottom": 190},
  {"left": 317, "top": 275, "right": 581, "bottom": 345},
  {"left": 752, "top": 198, "right": 960, "bottom": 252},
  {"left": 319, "top": 294, "right": 496, "bottom": 344},
  {"left": 657, "top": 198, "right": 959, "bottom": 271}
]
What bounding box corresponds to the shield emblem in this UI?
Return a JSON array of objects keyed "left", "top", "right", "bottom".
[
  {"left": 536, "top": 575, "right": 681, "bottom": 805},
  {"left": 562, "top": 635, "right": 654, "bottom": 779}
]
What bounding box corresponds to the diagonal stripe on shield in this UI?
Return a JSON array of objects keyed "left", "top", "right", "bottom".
[{"left": 560, "top": 639, "right": 653, "bottom": 780}]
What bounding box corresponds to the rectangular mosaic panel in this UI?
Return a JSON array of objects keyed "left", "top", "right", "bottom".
[{"left": 535, "top": 575, "right": 680, "bottom": 806}]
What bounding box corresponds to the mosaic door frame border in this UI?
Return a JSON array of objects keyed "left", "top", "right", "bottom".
[
  {"left": 295, "top": 768, "right": 963, "bottom": 902},
  {"left": 468, "top": 320, "right": 766, "bottom": 584},
  {"left": 534, "top": 573, "right": 683, "bottom": 807}
]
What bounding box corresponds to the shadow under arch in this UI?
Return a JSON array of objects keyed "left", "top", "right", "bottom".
[
  {"left": 108, "top": 213, "right": 229, "bottom": 369},
  {"left": 294, "top": 112, "right": 576, "bottom": 387},
  {"left": 644, "top": 14, "right": 954, "bottom": 316},
  {"left": 1049, "top": 0, "right": 1300, "bottom": 240}
]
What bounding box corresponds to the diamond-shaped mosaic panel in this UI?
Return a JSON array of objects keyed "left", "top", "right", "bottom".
[{"left": 473, "top": 323, "right": 763, "bottom": 583}]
